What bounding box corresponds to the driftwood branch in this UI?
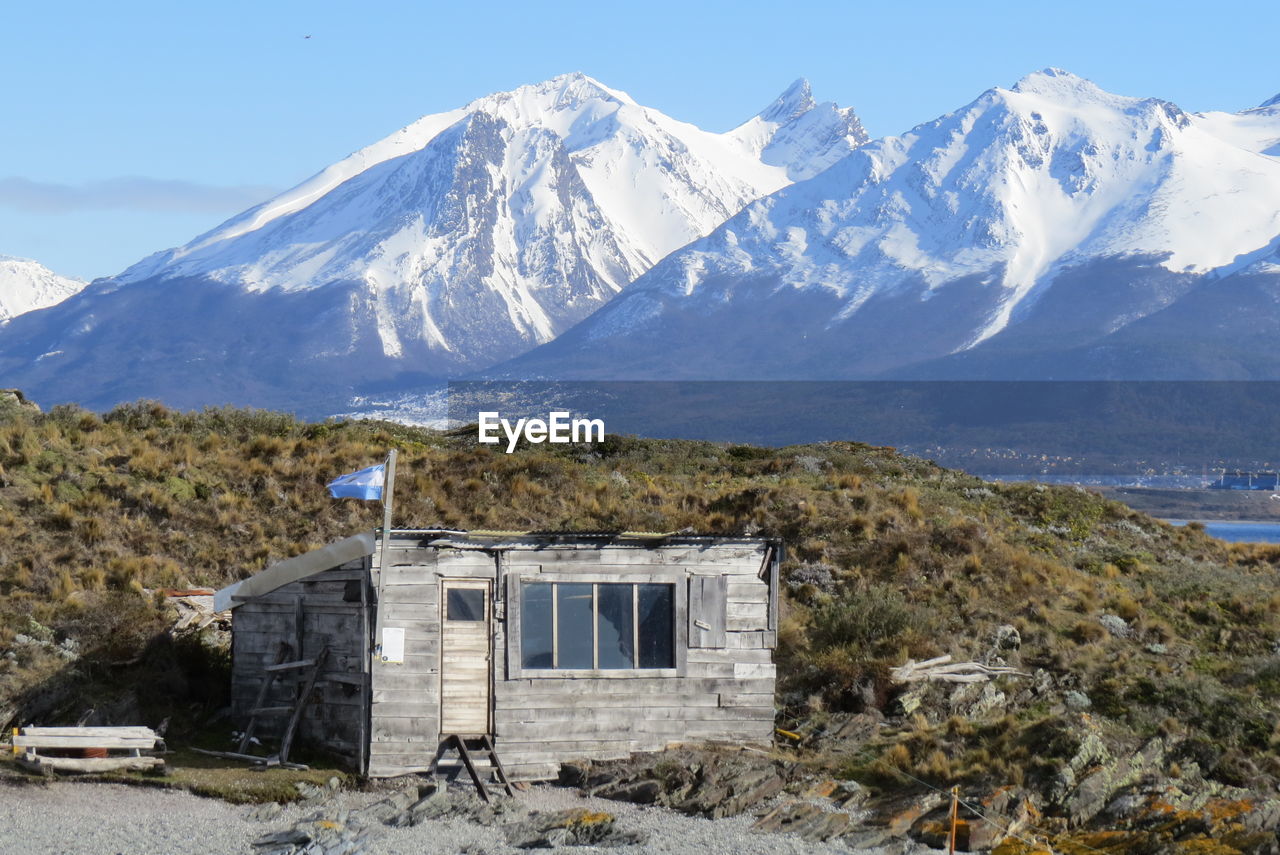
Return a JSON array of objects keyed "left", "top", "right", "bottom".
[{"left": 890, "top": 655, "right": 1030, "bottom": 684}]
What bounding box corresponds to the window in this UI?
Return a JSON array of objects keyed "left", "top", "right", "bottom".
[
  {"left": 519, "top": 581, "right": 675, "bottom": 671},
  {"left": 446, "top": 587, "right": 485, "bottom": 621}
]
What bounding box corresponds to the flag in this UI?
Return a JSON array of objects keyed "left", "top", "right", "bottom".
[{"left": 327, "top": 463, "right": 385, "bottom": 500}]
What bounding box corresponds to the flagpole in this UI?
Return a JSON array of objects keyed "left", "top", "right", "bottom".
[
  {"left": 381, "top": 448, "right": 397, "bottom": 557},
  {"left": 374, "top": 449, "right": 397, "bottom": 660}
]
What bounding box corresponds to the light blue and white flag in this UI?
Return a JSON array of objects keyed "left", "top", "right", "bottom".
[{"left": 327, "top": 464, "right": 386, "bottom": 500}]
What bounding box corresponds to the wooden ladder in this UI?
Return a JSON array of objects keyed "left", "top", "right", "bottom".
[
  {"left": 441, "top": 734, "right": 514, "bottom": 802},
  {"left": 238, "top": 644, "right": 329, "bottom": 765}
]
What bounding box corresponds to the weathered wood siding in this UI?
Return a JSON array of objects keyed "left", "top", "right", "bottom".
[
  {"left": 230, "top": 560, "right": 370, "bottom": 769},
  {"left": 232, "top": 533, "right": 777, "bottom": 780},
  {"left": 492, "top": 542, "right": 776, "bottom": 781},
  {"left": 366, "top": 541, "right": 496, "bottom": 777}
]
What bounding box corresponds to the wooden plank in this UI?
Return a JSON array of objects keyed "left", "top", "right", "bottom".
[
  {"left": 264, "top": 658, "right": 318, "bottom": 672},
  {"left": 632, "top": 717, "right": 774, "bottom": 735},
  {"left": 497, "top": 713, "right": 772, "bottom": 741},
  {"left": 369, "top": 617, "right": 439, "bottom": 635},
  {"left": 240, "top": 596, "right": 363, "bottom": 611},
  {"left": 19, "top": 726, "right": 155, "bottom": 738},
  {"left": 726, "top": 601, "right": 768, "bottom": 620},
  {"left": 726, "top": 615, "right": 768, "bottom": 632},
  {"left": 494, "top": 676, "right": 775, "bottom": 695},
  {"left": 491, "top": 692, "right": 722, "bottom": 709},
  {"left": 368, "top": 762, "right": 435, "bottom": 777},
  {"left": 366, "top": 735, "right": 439, "bottom": 752},
  {"left": 18, "top": 754, "right": 164, "bottom": 774},
  {"left": 221, "top": 532, "right": 374, "bottom": 610},
  {"left": 302, "top": 613, "right": 362, "bottom": 633},
  {"left": 381, "top": 587, "right": 439, "bottom": 606},
  {"left": 382, "top": 548, "right": 432, "bottom": 566},
  {"left": 725, "top": 582, "right": 769, "bottom": 603},
  {"left": 373, "top": 693, "right": 439, "bottom": 710},
  {"left": 765, "top": 545, "right": 779, "bottom": 632},
  {"left": 688, "top": 575, "right": 727, "bottom": 649},
  {"left": 371, "top": 687, "right": 437, "bottom": 704},
  {"left": 503, "top": 550, "right": 586, "bottom": 564},
  {"left": 383, "top": 567, "right": 445, "bottom": 586},
  {"left": 372, "top": 669, "right": 440, "bottom": 690},
  {"left": 442, "top": 684, "right": 486, "bottom": 696},
  {"left": 370, "top": 701, "right": 438, "bottom": 717},
  {"left": 379, "top": 603, "right": 438, "bottom": 622},
  {"left": 378, "top": 653, "right": 440, "bottom": 672},
  {"left": 724, "top": 631, "right": 766, "bottom": 650},
  {"left": 13, "top": 734, "right": 158, "bottom": 749},
  {"left": 442, "top": 646, "right": 488, "bottom": 659},
  {"left": 358, "top": 548, "right": 371, "bottom": 777},
  {"left": 492, "top": 738, "right": 634, "bottom": 755},
  {"left": 500, "top": 666, "right": 681, "bottom": 680},
  {"left": 682, "top": 663, "right": 740, "bottom": 679},
  {"left": 364, "top": 752, "right": 437, "bottom": 766},
  {"left": 718, "top": 692, "right": 776, "bottom": 708},
  {"left": 495, "top": 705, "right": 746, "bottom": 724},
  {"left": 687, "top": 647, "right": 771, "bottom": 664}
]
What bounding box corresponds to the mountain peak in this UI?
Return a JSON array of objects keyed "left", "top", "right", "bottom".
[
  {"left": 758, "top": 78, "right": 816, "bottom": 124},
  {"left": 1010, "top": 67, "right": 1105, "bottom": 98},
  {"left": 472, "top": 72, "right": 632, "bottom": 116},
  {"left": 1257, "top": 92, "right": 1280, "bottom": 110},
  {"left": 0, "top": 254, "right": 85, "bottom": 323}
]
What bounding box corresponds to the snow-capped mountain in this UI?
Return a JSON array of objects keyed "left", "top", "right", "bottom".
[
  {"left": 0, "top": 256, "right": 84, "bottom": 323},
  {"left": 501, "top": 70, "right": 1280, "bottom": 381},
  {"left": 0, "top": 74, "right": 865, "bottom": 413}
]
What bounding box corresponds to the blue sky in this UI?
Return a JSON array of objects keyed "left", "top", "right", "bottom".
[{"left": 4, "top": 0, "right": 1277, "bottom": 280}]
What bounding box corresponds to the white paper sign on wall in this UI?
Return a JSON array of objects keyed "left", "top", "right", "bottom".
[{"left": 381, "top": 627, "right": 405, "bottom": 664}]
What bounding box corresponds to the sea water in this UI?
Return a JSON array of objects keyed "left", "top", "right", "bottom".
[{"left": 1168, "top": 521, "right": 1280, "bottom": 544}]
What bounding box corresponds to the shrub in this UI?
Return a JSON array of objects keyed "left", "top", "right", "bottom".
[{"left": 809, "top": 583, "right": 919, "bottom": 651}]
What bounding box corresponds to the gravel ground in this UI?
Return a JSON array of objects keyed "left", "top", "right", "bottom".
[
  {"left": 0, "top": 780, "right": 261, "bottom": 855},
  {"left": 0, "top": 780, "right": 866, "bottom": 855}
]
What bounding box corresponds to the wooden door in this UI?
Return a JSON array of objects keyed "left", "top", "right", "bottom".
[{"left": 439, "top": 580, "right": 491, "bottom": 735}]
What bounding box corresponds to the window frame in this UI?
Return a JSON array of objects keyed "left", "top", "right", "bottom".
[{"left": 506, "top": 572, "right": 687, "bottom": 679}]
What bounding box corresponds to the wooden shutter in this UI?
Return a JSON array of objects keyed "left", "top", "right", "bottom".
[{"left": 687, "top": 575, "right": 727, "bottom": 649}]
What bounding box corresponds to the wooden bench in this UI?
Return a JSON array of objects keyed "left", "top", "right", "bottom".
[{"left": 10, "top": 726, "right": 165, "bottom": 774}]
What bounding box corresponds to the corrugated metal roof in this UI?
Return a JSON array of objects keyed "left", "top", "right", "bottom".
[{"left": 220, "top": 529, "right": 774, "bottom": 607}]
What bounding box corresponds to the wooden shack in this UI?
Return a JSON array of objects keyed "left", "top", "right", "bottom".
[{"left": 214, "top": 530, "right": 781, "bottom": 779}]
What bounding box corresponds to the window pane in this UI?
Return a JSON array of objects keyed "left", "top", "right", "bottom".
[
  {"left": 597, "top": 584, "right": 634, "bottom": 669},
  {"left": 638, "top": 584, "right": 674, "bottom": 668},
  {"left": 521, "top": 583, "right": 554, "bottom": 669},
  {"left": 557, "top": 583, "right": 594, "bottom": 669},
  {"left": 446, "top": 587, "right": 485, "bottom": 621}
]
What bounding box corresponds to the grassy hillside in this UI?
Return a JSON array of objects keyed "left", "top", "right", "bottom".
[{"left": 3, "top": 393, "right": 1280, "bottom": 834}]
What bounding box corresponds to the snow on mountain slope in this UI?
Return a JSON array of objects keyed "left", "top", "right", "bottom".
[
  {"left": 111, "top": 74, "right": 863, "bottom": 330},
  {"left": 727, "top": 78, "right": 868, "bottom": 180},
  {"left": 0, "top": 256, "right": 84, "bottom": 323},
  {"left": 500, "top": 70, "right": 1280, "bottom": 381},
  {"left": 1198, "top": 92, "right": 1280, "bottom": 157},
  {"left": 0, "top": 74, "right": 866, "bottom": 414},
  {"left": 109, "top": 74, "right": 866, "bottom": 358}
]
